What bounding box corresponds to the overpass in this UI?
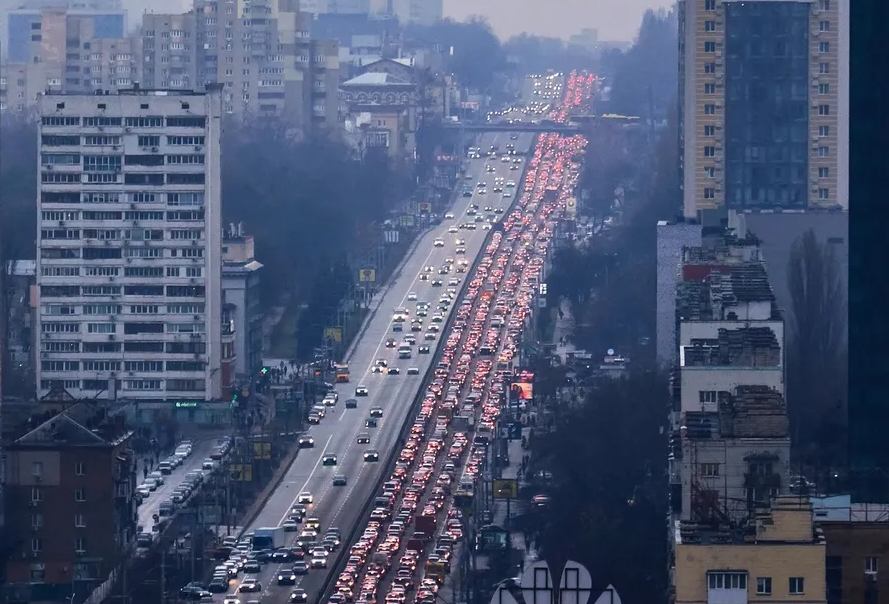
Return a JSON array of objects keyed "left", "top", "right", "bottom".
[{"left": 440, "top": 114, "right": 640, "bottom": 134}]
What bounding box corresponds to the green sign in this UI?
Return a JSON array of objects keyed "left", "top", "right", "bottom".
[{"left": 175, "top": 401, "right": 200, "bottom": 408}]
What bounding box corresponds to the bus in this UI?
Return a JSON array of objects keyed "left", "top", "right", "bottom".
[{"left": 335, "top": 364, "right": 350, "bottom": 383}]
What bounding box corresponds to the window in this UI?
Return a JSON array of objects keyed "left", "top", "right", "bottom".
[
  {"left": 704, "top": 62, "right": 716, "bottom": 74},
  {"left": 31, "top": 538, "right": 43, "bottom": 553},
  {"left": 704, "top": 125, "right": 716, "bottom": 136},
  {"left": 820, "top": 0, "right": 830, "bottom": 8},
  {"left": 756, "top": 577, "right": 772, "bottom": 595},
  {"left": 700, "top": 463, "right": 720, "bottom": 477},
  {"left": 704, "top": 41, "right": 716, "bottom": 52},
  {"left": 708, "top": 573, "right": 747, "bottom": 590},
  {"left": 819, "top": 146, "right": 830, "bottom": 157},
  {"left": 704, "top": 104, "right": 716, "bottom": 115},
  {"left": 31, "top": 513, "right": 43, "bottom": 529},
  {"left": 704, "top": 167, "right": 716, "bottom": 178},
  {"left": 705, "top": 0, "right": 716, "bottom": 9},
  {"left": 704, "top": 188, "right": 715, "bottom": 199},
  {"left": 819, "top": 125, "right": 830, "bottom": 136},
  {"left": 866, "top": 556, "right": 879, "bottom": 575},
  {"left": 32, "top": 461, "right": 43, "bottom": 478},
  {"left": 819, "top": 104, "right": 831, "bottom": 116},
  {"left": 699, "top": 390, "right": 717, "bottom": 404},
  {"left": 704, "top": 83, "right": 716, "bottom": 94},
  {"left": 75, "top": 514, "right": 86, "bottom": 527},
  {"left": 75, "top": 537, "right": 86, "bottom": 553},
  {"left": 818, "top": 188, "right": 830, "bottom": 200},
  {"left": 704, "top": 20, "right": 716, "bottom": 31},
  {"left": 820, "top": 62, "right": 830, "bottom": 74},
  {"left": 818, "top": 167, "right": 830, "bottom": 178},
  {"left": 819, "top": 83, "right": 830, "bottom": 95},
  {"left": 789, "top": 577, "right": 804, "bottom": 595},
  {"left": 31, "top": 488, "right": 42, "bottom": 502},
  {"left": 75, "top": 462, "right": 85, "bottom": 476},
  {"left": 704, "top": 146, "right": 716, "bottom": 157},
  {"left": 819, "top": 42, "right": 830, "bottom": 53},
  {"left": 819, "top": 20, "right": 830, "bottom": 32},
  {"left": 74, "top": 488, "right": 85, "bottom": 502}
]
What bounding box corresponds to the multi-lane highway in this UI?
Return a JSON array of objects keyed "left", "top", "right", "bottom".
[{"left": 219, "top": 132, "right": 535, "bottom": 601}]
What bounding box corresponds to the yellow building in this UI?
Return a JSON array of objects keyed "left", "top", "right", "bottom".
[{"left": 674, "top": 496, "right": 826, "bottom": 604}]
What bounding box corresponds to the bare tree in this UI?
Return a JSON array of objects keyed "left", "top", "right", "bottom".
[{"left": 786, "top": 229, "right": 847, "bottom": 466}]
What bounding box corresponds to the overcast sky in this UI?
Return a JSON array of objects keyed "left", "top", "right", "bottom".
[{"left": 444, "top": 0, "right": 672, "bottom": 42}]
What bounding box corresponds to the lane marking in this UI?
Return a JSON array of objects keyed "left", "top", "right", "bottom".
[{"left": 277, "top": 434, "right": 334, "bottom": 527}]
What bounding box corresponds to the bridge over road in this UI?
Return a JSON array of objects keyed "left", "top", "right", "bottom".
[{"left": 440, "top": 114, "right": 640, "bottom": 134}]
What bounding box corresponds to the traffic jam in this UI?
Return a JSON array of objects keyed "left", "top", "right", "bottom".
[{"left": 314, "top": 73, "right": 592, "bottom": 604}]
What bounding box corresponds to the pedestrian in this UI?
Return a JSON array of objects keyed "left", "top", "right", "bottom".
[{"left": 143, "top": 466, "right": 149, "bottom": 479}]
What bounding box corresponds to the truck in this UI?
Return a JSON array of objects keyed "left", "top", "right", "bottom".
[
  {"left": 335, "top": 364, "right": 350, "bottom": 383},
  {"left": 414, "top": 515, "right": 438, "bottom": 541},
  {"left": 252, "top": 526, "right": 283, "bottom": 551}
]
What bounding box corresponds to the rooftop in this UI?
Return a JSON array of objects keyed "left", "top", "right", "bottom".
[
  {"left": 676, "top": 262, "right": 781, "bottom": 321},
  {"left": 682, "top": 326, "right": 781, "bottom": 368},
  {"left": 12, "top": 402, "right": 133, "bottom": 448},
  {"left": 676, "top": 497, "right": 823, "bottom": 545},
  {"left": 682, "top": 385, "right": 789, "bottom": 440},
  {"left": 341, "top": 72, "right": 414, "bottom": 87}
]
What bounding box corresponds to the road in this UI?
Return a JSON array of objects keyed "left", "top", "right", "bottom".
[
  {"left": 137, "top": 439, "right": 215, "bottom": 532},
  {"left": 222, "top": 131, "right": 536, "bottom": 602}
]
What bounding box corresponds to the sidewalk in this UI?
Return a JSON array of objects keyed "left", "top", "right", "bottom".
[{"left": 552, "top": 298, "right": 576, "bottom": 362}]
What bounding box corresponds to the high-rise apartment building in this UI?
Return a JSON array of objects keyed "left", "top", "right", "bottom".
[
  {"left": 8, "top": 5, "right": 126, "bottom": 63},
  {"left": 36, "top": 86, "right": 224, "bottom": 402},
  {"left": 391, "top": 0, "right": 441, "bottom": 26},
  {"left": 678, "top": 0, "right": 849, "bottom": 218}
]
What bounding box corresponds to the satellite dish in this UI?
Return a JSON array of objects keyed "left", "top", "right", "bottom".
[{"left": 606, "top": 348, "right": 614, "bottom": 356}]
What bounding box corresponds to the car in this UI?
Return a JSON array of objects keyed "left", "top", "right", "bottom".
[
  {"left": 482, "top": 223, "right": 493, "bottom": 229},
  {"left": 369, "top": 407, "right": 383, "bottom": 418},
  {"left": 224, "top": 597, "right": 241, "bottom": 604},
  {"left": 407, "top": 367, "right": 420, "bottom": 375},
  {"left": 277, "top": 572, "right": 297, "bottom": 586},
  {"left": 372, "top": 359, "right": 387, "bottom": 373},
  {"left": 290, "top": 504, "right": 307, "bottom": 519},
  {"left": 344, "top": 398, "right": 357, "bottom": 409},
  {"left": 419, "top": 273, "right": 429, "bottom": 281},
  {"left": 332, "top": 474, "right": 347, "bottom": 486},
  {"left": 356, "top": 433, "right": 371, "bottom": 444},
  {"left": 291, "top": 589, "right": 309, "bottom": 603},
  {"left": 364, "top": 450, "right": 380, "bottom": 462},
  {"left": 238, "top": 580, "right": 261, "bottom": 593},
  {"left": 310, "top": 557, "right": 327, "bottom": 569},
  {"left": 388, "top": 367, "right": 400, "bottom": 375},
  {"left": 432, "top": 279, "right": 443, "bottom": 287},
  {"left": 355, "top": 385, "right": 369, "bottom": 396},
  {"left": 433, "top": 238, "right": 445, "bottom": 247},
  {"left": 424, "top": 332, "right": 437, "bottom": 341},
  {"left": 444, "top": 212, "right": 454, "bottom": 219},
  {"left": 385, "top": 338, "right": 397, "bottom": 348},
  {"left": 365, "top": 417, "right": 378, "bottom": 428},
  {"left": 456, "top": 247, "right": 466, "bottom": 254},
  {"left": 298, "top": 436, "right": 314, "bottom": 448},
  {"left": 448, "top": 278, "right": 460, "bottom": 286},
  {"left": 208, "top": 580, "right": 229, "bottom": 593},
  {"left": 407, "top": 292, "right": 418, "bottom": 301},
  {"left": 243, "top": 560, "right": 261, "bottom": 573},
  {"left": 292, "top": 562, "right": 309, "bottom": 575},
  {"left": 282, "top": 519, "right": 299, "bottom": 532},
  {"left": 419, "top": 345, "right": 430, "bottom": 354},
  {"left": 307, "top": 414, "right": 321, "bottom": 425},
  {"left": 297, "top": 491, "right": 313, "bottom": 504},
  {"left": 448, "top": 225, "right": 458, "bottom": 233},
  {"left": 322, "top": 453, "right": 337, "bottom": 466}
]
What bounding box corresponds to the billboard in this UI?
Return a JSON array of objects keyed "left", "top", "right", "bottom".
[
  {"left": 358, "top": 268, "right": 376, "bottom": 282},
  {"left": 510, "top": 382, "right": 533, "bottom": 400}
]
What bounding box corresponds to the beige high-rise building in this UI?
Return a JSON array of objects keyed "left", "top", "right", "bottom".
[{"left": 678, "top": 0, "right": 849, "bottom": 218}]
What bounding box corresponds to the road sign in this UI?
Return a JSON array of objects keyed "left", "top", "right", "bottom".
[
  {"left": 358, "top": 269, "right": 376, "bottom": 282},
  {"left": 384, "top": 230, "right": 400, "bottom": 244},
  {"left": 539, "top": 297, "right": 547, "bottom": 308},
  {"left": 253, "top": 442, "right": 271, "bottom": 460},
  {"left": 492, "top": 478, "right": 518, "bottom": 500},
  {"left": 229, "top": 463, "right": 253, "bottom": 482},
  {"left": 419, "top": 202, "right": 432, "bottom": 212},
  {"left": 324, "top": 327, "right": 343, "bottom": 343}
]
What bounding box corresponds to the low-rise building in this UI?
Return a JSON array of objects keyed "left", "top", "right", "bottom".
[
  {"left": 222, "top": 226, "right": 264, "bottom": 380},
  {"left": 339, "top": 70, "right": 417, "bottom": 159},
  {"left": 3, "top": 404, "right": 136, "bottom": 603},
  {"left": 674, "top": 496, "right": 826, "bottom": 604}
]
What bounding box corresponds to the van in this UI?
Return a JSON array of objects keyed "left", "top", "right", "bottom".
[{"left": 157, "top": 461, "right": 173, "bottom": 475}]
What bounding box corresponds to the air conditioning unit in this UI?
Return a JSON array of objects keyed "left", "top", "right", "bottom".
[
  {"left": 189, "top": 278, "right": 197, "bottom": 284},
  {"left": 109, "top": 277, "right": 115, "bottom": 282},
  {"left": 151, "top": 147, "right": 159, "bottom": 153},
  {"left": 125, "top": 127, "right": 132, "bottom": 132},
  {"left": 30, "top": 500, "right": 39, "bottom": 507},
  {"left": 108, "top": 335, "right": 116, "bottom": 341},
  {"left": 194, "top": 145, "right": 203, "bottom": 152},
  {"left": 191, "top": 239, "right": 198, "bottom": 246},
  {"left": 46, "top": 165, "right": 54, "bottom": 170},
  {"left": 58, "top": 220, "right": 65, "bottom": 227}
]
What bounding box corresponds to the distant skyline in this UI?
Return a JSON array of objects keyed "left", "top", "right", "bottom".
[{"left": 443, "top": 0, "right": 673, "bottom": 42}]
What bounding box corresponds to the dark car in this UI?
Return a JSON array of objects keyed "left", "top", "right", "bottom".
[
  {"left": 277, "top": 571, "right": 297, "bottom": 586},
  {"left": 271, "top": 549, "right": 293, "bottom": 562},
  {"left": 364, "top": 450, "right": 380, "bottom": 462},
  {"left": 345, "top": 398, "right": 358, "bottom": 409},
  {"left": 244, "top": 560, "right": 262, "bottom": 573},
  {"left": 298, "top": 436, "right": 314, "bottom": 448},
  {"left": 365, "top": 417, "right": 378, "bottom": 428},
  {"left": 419, "top": 345, "right": 430, "bottom": 354},
  {"left": 180, "top": 584, "right": 211, "bottom": 600},
  {"left": 291, "top": 589, "right": 309, "bottom": 603},
  {"left": 207, "top": 580, "right": 228, "bottom": 593}
]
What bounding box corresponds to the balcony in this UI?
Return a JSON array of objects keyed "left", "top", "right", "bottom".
[{"left": 744, "top": 473, "right": 781, "bottom": 489}]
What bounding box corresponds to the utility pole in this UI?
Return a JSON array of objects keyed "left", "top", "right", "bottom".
[{"left": 160, "top": 549, "right": 166, "bottom": 604}]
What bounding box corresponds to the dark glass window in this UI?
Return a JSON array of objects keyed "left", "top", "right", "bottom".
[{"left": 724, "top": 2, "right": 810, "bottom": 209}]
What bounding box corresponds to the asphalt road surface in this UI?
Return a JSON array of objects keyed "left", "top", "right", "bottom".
[
  {"left": 137, "top": 439, "right": 215, "bottom": 532},
  {"left": 220, "top": 131, "right": 535, "bottom": 603}
]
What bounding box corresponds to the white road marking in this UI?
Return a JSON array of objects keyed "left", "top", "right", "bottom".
[{"left": 277, "top": 434, "right": 334, "bottom": 526}]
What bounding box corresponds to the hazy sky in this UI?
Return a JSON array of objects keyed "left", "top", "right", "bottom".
[{"left": 444, "top": 0, "right": 672, "bottom": 42}]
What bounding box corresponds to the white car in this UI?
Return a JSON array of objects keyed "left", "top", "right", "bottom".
[
  {"left": 448, "top": 226, "right": 458, "bottom": 233},
  {"left": 297, "top": 491, "right": 313, "bottom": 504},
  {"left": 355, "top": 385, "right": 369, "bottom": 396},
  {"left": 444, "top": 212, "right": 454, "bottom": 219},
  {"left": 407, "top": 292, "right": 417, "bottom": 301},
  {"left": 282, "top": 519, "right": 299, "bottom": 531},
  {"left": 238, "top": 580, "right": 261, "bottom": 593},
  {"left": 433, "top": 238, "right": 445, "bottom": 247}
]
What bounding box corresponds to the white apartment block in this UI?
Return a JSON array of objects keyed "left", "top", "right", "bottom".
[{"left": 36, "top": 86, "right": 224, "bottom": 402}]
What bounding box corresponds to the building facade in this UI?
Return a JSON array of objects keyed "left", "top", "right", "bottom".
[
  {"left": 222, "top": 227, "right": 263, "bottom": 379},
  {"left": 35, "top": 86, "right": 224, "bottom": 402},
  {"left": 3, "top": 407, "right": 136, "bottom": 603},
  {"left": 674, "top": 497, "right": 826, "bottom": 604},
  {"left": 678, "top": 0, "right": 849, "bottom": 218}
]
